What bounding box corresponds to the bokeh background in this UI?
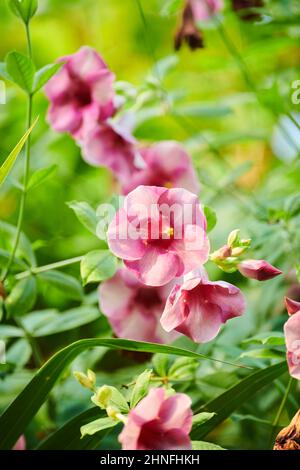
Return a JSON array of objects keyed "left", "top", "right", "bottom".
[{"left": 0, "top": 0, "right": 300, "bottom": 450}]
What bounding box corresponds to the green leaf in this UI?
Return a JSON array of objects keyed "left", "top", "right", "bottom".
[
  {"left": 80, "top": 417, "right": 117, "bottom": 438},
  {"left": 37, "top": 270, "right": 83, "bottom": 301},
  {"left": 81, "top": 250, "right": 117, "bottom": 286},
  {"left": 6, "top": 51, "right": 35, "bottom": 92},
  {"left": 5, "top": 277, "right": 37, "bottom": 317},
  {"left": 0, "top": 62, "right": 11, "bottom": 81},
  {"left": 0, "top": 325, "right": 24, "bottom": 338},
  {"left": 168, "top": 357, "right": 198, "bottom": 379},
  {"left": 152, "top": 353, "right": 169, "bottom": 377},
  {"left": 67, "top": 201, "right": 98, "bottom": 235},
  {"left": 130, "top": 369, "right": 152, "bottom": 408},
  {"left": 6, "top": 338, "right": 31, "bottom": 368},
  {"left": 242, "top": 332, "right": 285, "bottom": 346},
  {"left": 8, "top": 0, "right": 38, "bottom": 24},
  {"left": 92, "top": 385, "right": 129, "bottom": 413},
  {"left": 192, "top": 441, "right": 225, "bottom": 450},
  {"left": 190, "top": 361, "right": 287, "bottom": 440},
  {"left": 37, "top": 408, "right": 107, "bottom": 450},
  {"left": 0, "top": 221, "right": 36, "bottom": 266},
  {"left": 175, "top": 103, "right": 232, "bottom": 119},
  {"left": 240, "top": 348, "right": 284, "bottom": 360},
  {"left": 204, "top": 206, "right": 217, "bottom": 233},
  {"left": 284, "top": 193, "right": 300, "bottom": 218},
  {"left": 160, "top": 0, "right": 183, "bottom": 16},
  {"left": 0, "top": 338, "right": 245, "bottom": 449},
  {"left": 0, "top": 117, "right": 38, "bottom": 187},
  {"left": 192, "top": 412, "right": 216, "bottom": 430},
  {"left": 27, "top": 165, "right": 57, "bottom": 191},
  {"left": 33, "top": 63, "right": 61, "bottom": 93}
]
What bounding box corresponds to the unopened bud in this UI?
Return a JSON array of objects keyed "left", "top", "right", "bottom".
[
  {"left": 227, "top": 229, "right": 240, "bottom": 248},
  {"left": 231, "top": 246, "right": 248, "bottom": 257},
  {"left": 92, "top": 385, "right": 112, "bottom": 409},
  {"left": 74, "top": 370, "right": 96, "bottom": 390},
  {"left": 274, "top": 410, "right": 300, "bottom": 450},
  {"left": 238, "top": 259, "right": 282, "bottom": 281}
]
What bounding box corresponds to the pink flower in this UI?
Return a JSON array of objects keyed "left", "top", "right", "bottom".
[
  {"left": 284, "top": 299, "right": 300, "bottom": 380},
  {"left": 107, "top": 185, "right": 209, "bottom": 286},
  {"left": 80, "top": 117, "right": 138, "bottom": 182},
  {"left": 44, "top": 46, "right": 115, "bottom": 138},
  {"left": 190, "top": 0, "right": 223, "bottom": 21},
  {"left": 12, "top": 435, "right": 26, "bottom": 450},
  {"left": 161, "top": 269, "right": 246, "bottom": 343},
  {"left": 122, "top": 141, "right": 200, "bottom": 195},
  {"left": 119, "top": 388, "right": 192, "bottom": 450},
  {"left": 99, "top": 268, "right": 178, "bottom": 343},
  {"left": 238, "top": 259, "right": 282, "bottom": 281}
]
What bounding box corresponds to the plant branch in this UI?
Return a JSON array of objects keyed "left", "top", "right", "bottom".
[{"left": 15, "top": 256, "right": 84, "bottom": 280}]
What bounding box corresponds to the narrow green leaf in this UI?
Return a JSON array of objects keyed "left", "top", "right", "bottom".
[
  {"left": 8, "top": 0, "right": 38, "bottom": 24},
  {"left": 130, "top": 369, "right": 152, "bottom": 408},
  {"left": 0, "top": 338, "right": 248, "bottom": 449},
  {"left": 0, "top": 117, "right": 38, "bottom": 187},
  {"left": 27, "top": 165, "right": 57, "bottom": 191},
  {"left": 81, "top": 250, "right": 117, "bottom": 286},
  {"left": 191, "top": 361, "right": 287, "bottom": 440},
  {"left": 242, "top": 332, "right": 285, "bottom": 346},
  {"left": 6, "top": 51, "right": 35, "bottom": 92},
  {"left": 192, "top": 441, "right": 225, "bottom": 450},
  {"left": 33, "top": 63, "right": 61, "bottom": 93},
  {"left": 204, "top": 206, "right": 217, "bottom": 233},
  {"left": 38, "top": 270, "right": 83, "bottom": 301},
  {"left": 5, "top": 277, "right": 37, "bottom": 317},
  {"left": 0, "top": 325, "right": 24, "bottom": 338},
  {"left": 80, "top": 417, "right": 117, "bottom": 438},
  {"left": 67, "top": 201, "right": 98, "bottom": 235}
]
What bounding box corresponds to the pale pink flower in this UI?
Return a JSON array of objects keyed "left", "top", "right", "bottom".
[
  {"left": 161, "top": 269, "right": 245, "bottom": 343},
  {"left": 122, "top": 141, "right": 200, "bottom": 195},
  {"left": 119, "top": 388, "right": 192, "bottom": 450},
  {"left": 80, "top": 117, "right": 138, "bottom": 182},
  {"left": 238, "top": 259, "right": 282, "bottom": 281},
  {"left": 190, "top": 0, "right": 223, "bottom": 21},
  {"left": 45, "top": 46, "right": 115, "bottom": 138},
  {"left": 284, "top": 298, "right": 300, "bottom": 380},
  {"left": 99, "top": 268, "right": 178, "bottom": 343},
  {"left": 107, "top": 186, "right": 209, "bottom": 286},
  {"left": 12, "top": 435, "right": 26, "bottom": 450}
]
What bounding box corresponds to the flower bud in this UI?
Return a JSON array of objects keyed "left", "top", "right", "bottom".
[
  {"left": 91, "top": 385, "right": 112, "bottom": 409},
  {"left": 74, "top": 369, "right": 96, "bottom": 390},
  {"left": 238, "top": 259, "right": 282, "bottom": 281},
  {"left": 285, "top": 297, "right": 300, "bottom": 316},
  {"left": 227, "top": 229, "right": 240, "bottom": 248},
  {"left": 274, "top": 410, "right": 300, "bottom": 450}
]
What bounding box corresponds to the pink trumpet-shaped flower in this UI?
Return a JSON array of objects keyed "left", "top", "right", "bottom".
[
  {"left": 99, "top": 268, "right": 178, "bottom": 343},
  {"left": 107, "top": 185, "right": 209, "bottom": 286},
  {"left": 190, "top": 0, "right": 224, "bottom": 21},
  {"left": 45, "top": 46, "right": 115, "bottom": 137},
  {"left": 80, "top": 117, "right": 138, "bottom": 182},
  {"left": 284, "top": 298, "right": 300, "bottom": 380},
  {"left": 119, "top": 388, "right": 193, "bottom": 450},
  {"left": 12, "top": 435, "right": 26, "bottom": 450},
  {"left": 238, "top": 259, "right": 282, "bottom": 281},
  {"left": 122, "top": 141, "right": 200, "bottom": 195},
  {"left": 161, "top": 269, "right": 246, "bottom": 343}
]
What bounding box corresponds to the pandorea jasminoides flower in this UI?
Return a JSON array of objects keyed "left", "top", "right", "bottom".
[
  {"left": 80, "top": 118, "right": 138, "bottom": 182},
  {"left": 190, "top": 0, "right": 224, "bottom": 21},
  {"left": 161, "top": 269, "right": 245, "bottom": 343},
  {"left": 122, "top": 141, "right": 200, "bottom": 195},
  {"left": 45, "top": 46, "right": 115, "bottom": 137},
  {"left": 284, "top": 297, "right": 300, "bottom": 380},
  {"left": 13, "top": 435, "right": 26, "bottom": 450},
  {"left": 119, "top": 388, "right": 193, "bottom": 450},
  {"left": 107, "top": 186, "right": 209, "bottom": 286},
  {"left": 99, "top": 268, "right": 178, "bottom": 343},
  {"left": 238, "top": 259, "right": 282, "bottom": 281}
]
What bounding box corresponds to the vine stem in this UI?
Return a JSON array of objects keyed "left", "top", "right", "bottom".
[
  {"left": 15, "top": 256, "right": 84, "bottom": 280},
  {"left": 1, "top": 21, "right": 34, "bottom": 282}
]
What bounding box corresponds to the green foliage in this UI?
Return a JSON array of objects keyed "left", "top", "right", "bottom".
[
  {"left": 204, "top": 206, "right": 217, "bottom": 233},
  {"left": 5, "top": 51, "right": 35, "bottom": 93},
  {"left": 81, "top": 250, "right": 117, "bottom": 286},
  {"left": 5, "top": 276, "right": 37, "bottom": 317},
  {"left": 130, "top": 369, "right": 152, "bottom": 408},
  {"left": 8, "top": 0, "right": 38, "bottom": 24},
  {"left": 67, "top": 201, "right": 99, "bottom": 235},
  {"left": 37, "top": 270, "right": 83, "bottom": 301}
]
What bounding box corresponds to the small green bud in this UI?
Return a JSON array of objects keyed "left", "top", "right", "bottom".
[
  {"left": 74, "top": 370, "right": 96, "bottom": 390},
  {"left": 227, "top": 229, "right": 240, "bottom": 248},
  {"left": 91, "top": 385, "right": 112, "bottom": 409}
]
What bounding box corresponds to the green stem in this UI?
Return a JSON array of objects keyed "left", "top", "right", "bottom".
[
  {"left": 15, "top": 255, "right": 84, "bottom": 280},
  {"left": 25, "top": 22, "right": 32, "bottom": 58},
  {"left": 269, "top": 376, "right": 294, "bottom": 447}
]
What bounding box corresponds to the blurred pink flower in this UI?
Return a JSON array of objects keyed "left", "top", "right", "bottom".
[
  {"left": 99, "top": 268, "right": 178, "bottom": 343},
  {"left": 284, "top": 299, "right": 300, "bottom": 380},
  {"left": 12, "top": 435, "right": 26, "bottom": 450},
  {"left": 119, "top": 388, "right": 192, "bottom": 450},
  {"left": 80, "top": 117, "right": 138, "bottom": 182},
  {"left": 190, "top": 0, "right": 223, "bottom": 21},
  {"left": 238, "top": 259, "right": 282, "bottom": 281},
  {"left": 161, "top": 269, "right": 245, "bottom": 343},
  {"left": 122, "top": 141, "right": 200, "bottom": 195},
  {"left": 107, "top": 185, "right": 209, "bottom": 286},
  {"left": 45, "top": 46, "right": 115, "bottom": 137},
  {"left": 285, "top": 297, "right": 300, "bottom": 316}
]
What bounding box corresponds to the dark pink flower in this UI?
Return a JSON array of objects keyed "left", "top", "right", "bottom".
[
  {"left": 12, "top": 435, "right": 26, "bottom": 450},
  {"left": 80, "top": 117, "right": 138, "bottom": 182},
  {"left": 190, "top": 0, "right": 223, "bottom": 21},
  {"left": 284, "top": 307, "right": 300, "bottom": 380},
  {"left": 119, "top": 388, "right": 192, "bottom": 450},
  {"left": 122, "top": 141, "right": 200, "bottom": 195},
  {"left": 161, "top": 269, "right": 245, "bottom": 343},
  {"left": 44, "top": 46, "right": 115, "bottom": 137},
  {"left": 238, "top": 259, "right": 282, "bottom": 281},
  {"left": 107, "top": 186, "right": 209, "bottom": 286},
  {"left": 99, "top": 268, "right": 178, "bottom": 343}
]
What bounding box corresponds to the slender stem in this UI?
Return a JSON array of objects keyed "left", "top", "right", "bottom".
[
  {"left": 15, "top": 255, "right": 84, "bottom": 280},
  {"left": 25, "top": 22, "right": 32, "bottom": 58},
  {"left": 269, "top": 376, "right": 294, "bottom": 447}
]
